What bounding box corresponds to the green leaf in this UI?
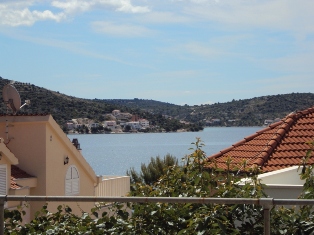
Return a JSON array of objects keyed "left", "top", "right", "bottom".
[{"left": 46, "top": 229, "right": 54, "bottom": 234}]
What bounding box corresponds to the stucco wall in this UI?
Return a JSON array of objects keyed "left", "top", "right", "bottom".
[
  {"left": 44, "top": 120, "right": 96, "bottom": 215},
  {"left": 0, "top": 115, "right": 97, "bottom": 217},
  {"left": 0, "top": 116, "right": 47, "bottom": 199}
]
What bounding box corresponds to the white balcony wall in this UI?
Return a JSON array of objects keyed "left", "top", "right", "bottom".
[{"left": 95, "top": 176, "right": 130, "bottom": 197}]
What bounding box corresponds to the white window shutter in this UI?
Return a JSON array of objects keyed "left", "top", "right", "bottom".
[
  {"left": 65, "top": 165, "right": 80, "bottom": 195},
  {"left": 0, "top": 165, "right": 7, "bottom": 195},
  {"left": 72, "top": 180, "right": 79, "bottom": 194}
]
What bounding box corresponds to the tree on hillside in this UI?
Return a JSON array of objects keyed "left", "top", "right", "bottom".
[{"left": 124, "top": 125, "right": 131, "bottom": 132}]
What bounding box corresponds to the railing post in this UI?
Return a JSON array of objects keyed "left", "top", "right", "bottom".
[
  {"left": 260, "top": 198, "right": 273, "bottom": 235},
  {"left": 0, "top": 195, "right": 5, "bottom": 235}
]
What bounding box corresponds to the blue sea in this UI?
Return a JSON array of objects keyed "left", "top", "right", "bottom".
[{"left": 68, "top": 127, "right": 263, "bottom": 176}]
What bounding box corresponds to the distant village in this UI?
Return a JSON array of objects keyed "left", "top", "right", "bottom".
[
  {"left": 203, "top": 117, "right": 282, "bottom": 127},
  {"left": 64, "top": 109, "right": 154, "bottom": 134},
  {"left": 64, "top": 108, "right": 281, "bottom": 134}
]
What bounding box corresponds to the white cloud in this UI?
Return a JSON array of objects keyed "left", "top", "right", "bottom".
[
  {"left": 182, "top": 0, "right": 314, "bottom": 35},
  {"left": 0, "top": 2, "right": 65, "bottom": 26},
  {"left": 51, "top": 0, "right": 150, "bottom": 14},
  {"left": 0, "top": 0, "right": 150, "bottom": 27},
  {"left": 136, "top": 11, "right": 191, "bottom": 24},
  {"left": 91, "top": 21, "right": 154, "bottom": 37}
]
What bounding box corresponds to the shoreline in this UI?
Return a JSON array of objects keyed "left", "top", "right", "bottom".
[{"left": 67, "top": 126, "right": 263, "bottom": 135}]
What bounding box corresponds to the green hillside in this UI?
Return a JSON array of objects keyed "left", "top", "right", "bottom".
[
  {"left": 1, "top": 76, "right": 314, "bottom": 128},
  {"left": 184, "top": 93, "right": 314, "bottom": 126},
  {"left": 0, "top": 77, "right": 117, "bottom": 125},
  {"left": 102, "top": 93, "right": 314, "bottom": 126},
  {"left": 0, "top": 77, "right": 201, "bottom": 132}
]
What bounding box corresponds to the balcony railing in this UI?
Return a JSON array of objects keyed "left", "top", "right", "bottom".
[{"left": 1, "top": 195, "right": 314, "bottom": 235}]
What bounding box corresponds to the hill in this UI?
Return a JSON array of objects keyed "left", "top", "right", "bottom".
[
  {"left": 102, "top": 98, "right": 182, "bottom": 116},
  {"left": 0, "top": 78, "right": 117, "bottom": 125},
  {"left": 102, "top": 93, "right": 314, "bottom": 126},
  {"left": 1, "top": 77, "right": 314, "bottom": 128},
  {"left": 0, "top": 77, "right": 201, "bottom": 132},
  {"left": 185, "top": 93, "right": 314, "bottom": 126}
]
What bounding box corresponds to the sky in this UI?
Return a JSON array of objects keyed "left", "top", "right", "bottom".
[{"left": 0, "top": 0, "right": 313, "bottom": 106}]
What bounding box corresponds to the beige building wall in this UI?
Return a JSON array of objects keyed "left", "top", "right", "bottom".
[
  {"left": 0, "top": 115, "right": 97, "bottom": 217},
  {"left": 0, "top": 117, "right": 47, "bottom": 195},
  {"left": 0, "top": 138, "right": 19, "bottom": 205}
]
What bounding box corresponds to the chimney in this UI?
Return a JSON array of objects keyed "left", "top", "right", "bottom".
[{"left": 72, "top": 138, "right": 82, "bottom": 150}]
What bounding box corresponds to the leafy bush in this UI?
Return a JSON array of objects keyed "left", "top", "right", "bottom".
[{"left": 4, "top": 138, "right": 314, "bottom": 234}]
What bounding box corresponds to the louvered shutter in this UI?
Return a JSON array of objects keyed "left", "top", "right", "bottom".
[
  {"left": 0, "top": 165, "right": 7, "bottom": 195},
  {"left": 65, "top": 165, "right": 80, "bottom": 195},
  {"left": 65, "top": 167, "right": 72, "bottom": 195},
  {"left": 71, "top": 167, "right": 79, "bottom": 195}
]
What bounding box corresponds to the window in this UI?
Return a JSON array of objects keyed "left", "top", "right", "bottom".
[
  {"left": 65, "top": 165, "right": 80, "bottom": 195},
  {"left": 0, "top": 165, "right": 7, "bottom": 195}
]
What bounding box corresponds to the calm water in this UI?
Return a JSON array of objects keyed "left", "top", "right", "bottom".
[{"left": 68, "top": 127, "right": 263, "bottom": 176}]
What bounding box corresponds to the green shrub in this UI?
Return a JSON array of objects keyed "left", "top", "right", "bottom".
[{"left": 5, "top": 138, "right": 314, "bottom": 234}]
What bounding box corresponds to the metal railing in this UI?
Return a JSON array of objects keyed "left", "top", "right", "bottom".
[{"left": 1, "top": 195, "right": 314, "bottom": 235}]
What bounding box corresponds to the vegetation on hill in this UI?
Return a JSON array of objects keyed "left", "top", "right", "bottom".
[
  {"left": 2, "top": 76, "right": 314, "bottom": 128},
  {"left": 0, "top": 78, "right": 116, "bottom": 124},
  {"left": 186, "top": 94, "right": 314, "bottom": 126},
  {"left": 103, "top": 93, "right": 314, "bottom": 126},
  {"left": 102, "top": 98, "right": 183, "bottom": 117},
  {"left": 5, "top": 139, "right": 314, "bottom": 234},
  {"left": 0, "top": 77, "right": 201, "bottom": 132}
]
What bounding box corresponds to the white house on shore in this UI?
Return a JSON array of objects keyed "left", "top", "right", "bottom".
[
  {"left": 139, "top": 119, "right": 149, "bottom": 128},
  {"left": 104, "top": 120, "right": 117, "bottom": 131}
]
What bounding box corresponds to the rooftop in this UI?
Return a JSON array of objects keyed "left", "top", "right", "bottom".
[
  {"left": 11, "top": 165, "right": 34, "bottom": 180},
  {"left": 206, "top": 107, "right": 314, "bottom": 173},
  {"left": 10, "top": 166, "right": 36, "bottom": 190},
  {"left": 10, "top": 177, "right": 21, "bottom": 189}
]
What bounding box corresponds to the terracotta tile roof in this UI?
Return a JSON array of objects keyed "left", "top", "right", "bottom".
[
  {"left": 11, "top": 165, "right": 34, "bottom": 180},
  {"left": 10, "top": 177, "right": 22, "bottom": 189},
  {"left": 206, "top": 107, "right": 314, "bottom": 173},
  {"left": 10, "top": 166, "right": 35, "bottom": 190}
]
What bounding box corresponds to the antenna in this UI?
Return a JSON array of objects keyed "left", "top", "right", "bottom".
[{"left": 2, "top": 84, "right": 30, "bottom": 114}]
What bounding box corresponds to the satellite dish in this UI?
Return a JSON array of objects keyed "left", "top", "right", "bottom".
[{"left": 2, "top": 84, "right": 22, "bottom": 114}]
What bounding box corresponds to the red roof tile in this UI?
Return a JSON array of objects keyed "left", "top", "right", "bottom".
[
  {"left": 10, "top": 166, "right": 34, "bottom": 190},
  {"left": 10, "top": 177, "right": 22, "bottom": 189},
  {"left": 11, "top": 165, "right": 34, "bottom": 180},
  {"left": 206, "top": 107, "right": 314, "bottom": 173}
]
